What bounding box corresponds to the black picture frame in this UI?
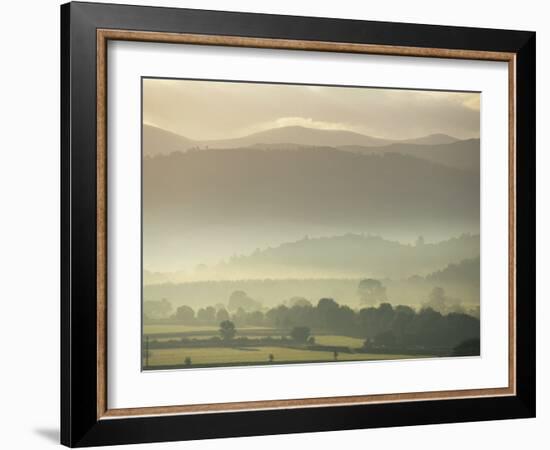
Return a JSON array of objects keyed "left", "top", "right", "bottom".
[{"left": 61, "top": 1, "right": 536, "bottom": 447}]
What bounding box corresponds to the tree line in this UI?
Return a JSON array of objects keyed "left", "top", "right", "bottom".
[{"left": 165, "top": 296, "right": 479, "bottom": 351}]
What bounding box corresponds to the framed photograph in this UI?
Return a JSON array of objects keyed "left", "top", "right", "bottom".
[{"left": 61, "top": 2, "right": 536, "bottom": 447}]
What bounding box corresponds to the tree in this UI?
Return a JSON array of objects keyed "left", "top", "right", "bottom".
[
  {"left": 288, "top": 297, "right": 312, "bottom": 308},
  {"left": 246, "top": 310, "right": 264, "bottom": 326},
  {"left": 317, "top": 298, "right": 339, "bottom": 329},
  {"left": 422, "top": 286, "right": 465, "bottom": 315},
  {"left": 333, "top": 351, "right": 339, "bottom": 361},
  {"left": 268, "top": 353, "right": 274, "bottom": 363},
  {"left": 265, "top": 304, "right": 291, "bottom": 328},
  {"left": 453, "top": 338, "right": 480, "bottom": 356},
  {"left": 216, "top": 308, "right": 230, "bottom": 322},
  {"left": 228, "top": 290, "right": 262, "bottom": 312},
  {"left": 184, "top": 357, "right": 192, "bottom": 366},
  {"left": 219, "top": 320, "right": 236, "bottom": 341},
  {"left": 357, "top": 279, "right": 387, "bottom": 305},
  {"left": 375, "top": 330, "right": 396, "bottom": 347},
  {"left": 391, "top": 305, "right": 415, "bottom": 341},
  {"left": 232, "top": 307, "right": 248, "bottom": 326},
  {"left": 173, "top": 305, "right": 195, "bottom": 323},
  {"left": 197, "top": 306, "right": 216, "bottom": 323},
  {"left": 290, "top": 326, "right": 311, "bottom": 344},
  {"left": 144, "top": 298, "right": 173, "bottom": 319}
]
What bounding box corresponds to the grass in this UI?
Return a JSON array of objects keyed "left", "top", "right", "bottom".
[
  {"left": 145, "top": 346, "right": 425, "bottom": 367},
  {"left": 143, "top": 325, "right": 431, "bottom": 368},
  {"left": 313, "top": 335, "right": 365, "bottom": 348}
]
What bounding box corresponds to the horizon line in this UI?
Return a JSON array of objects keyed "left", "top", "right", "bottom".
[{"left": 143, "top": 121, "right": 480, "bottom": 144}]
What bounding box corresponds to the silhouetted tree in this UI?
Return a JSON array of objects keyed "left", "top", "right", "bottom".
[
  {"left": 144, "top": 298, "right": 173, "bottom": 319},
  {"left": 228, "top": 290, "right": 262, "bottom": 312},
  {"left": 173, "top": 305, "right": 195, "bottom": 323},
  {"left": 375, "top": 330, "right": 396, "bottom": 346},
  {"left": 197, "top": 306, "right": 216, "bottom": 323},
  {"left": 317, "top": 298, "right": 339, "bottom": 329},
  {"left": 357, "top": 279, "right": 387, "bottom": 305},
  {"left": 246, "top": 310, "right": 265, "bottom": 326},
  {"left": 219, "top": 320, "right": 236, "bottom": 341},
  {"left": 290, "top": 326, "right": 311, "bottom": 343},
  {"left": 422, "top": 286, "right": 466, "bottom": 315},
  {"left": 453, "top": 338, "right": 480, "bottom": 356},
  {"left": 288, "top": 297, "right": 312, "bottom": 308},
  {"left": 216, "top": 308, "right": 230, "bottom": 322},
  {"left": 266, "top": 304, "right": 291, "bottom": 329}
]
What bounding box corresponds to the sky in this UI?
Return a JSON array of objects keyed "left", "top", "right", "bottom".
[{"left": 143, "top": 78, "right": 480, "bottom": 141}]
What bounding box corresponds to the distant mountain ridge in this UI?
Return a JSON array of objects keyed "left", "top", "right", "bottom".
[
  {"left": 423, "top": 256, "right": 480, "bottom": 286},
  {"left": 340, "top": 139, "right": 480, "bottom": 172},
  {"left": 143, "top": 126, "right": 480, "bottom": 277},
  {"left": 143, "top": 142, "right": 480, "bottom": 278},
  {"left": 144, "top": 146, "right": 479, "bottom": 233},
  {"left": 143, "top": 124, "right": 463, "bottom": 156},
  {"left": 214, "top": 233, "right": 480, "bottom": 280},
  {"left": 202, "top": 125, "right": 391, "bottom": 148},
  {"left": 399, "top": 133, "right": 460, "bottom": 146},
  {"left": 143, "top": 125, "right": 195, "bottom": 156}
]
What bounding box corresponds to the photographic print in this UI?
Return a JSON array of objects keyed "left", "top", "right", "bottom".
[{"left": 141, "top": 78, "right": 481, "bottom": 370}]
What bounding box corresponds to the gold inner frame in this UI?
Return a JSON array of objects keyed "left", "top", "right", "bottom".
[{"left": 96, "top": 29, "right": 517, "bottom": 420}]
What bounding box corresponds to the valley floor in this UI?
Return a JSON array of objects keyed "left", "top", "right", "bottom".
[{"left": 142, "top": 324, "right": 433, "bottom": 370}]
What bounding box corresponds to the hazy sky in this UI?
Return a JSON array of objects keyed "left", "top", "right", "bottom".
[{"left": 143, "top": 78, "right": 480, "bottom": 141}]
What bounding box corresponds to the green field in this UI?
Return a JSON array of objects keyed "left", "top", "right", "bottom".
[
  {"left": 145, "top": 346, "right": 423, "bottom": 367},
  {"left": 313, "top": 335, "right": 365, "bottom": 348},
  {"left": 143, "top": 324, "right": 432, "bottom": 368}
]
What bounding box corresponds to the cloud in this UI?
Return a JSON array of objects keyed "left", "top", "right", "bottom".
[
  {"left": 242, "top": 116, "right": 358, "bottom": 136},
  {"left": 143, "top": 78, "right": 480, "bottom": 140}
]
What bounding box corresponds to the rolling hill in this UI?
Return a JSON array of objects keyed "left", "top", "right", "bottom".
[
  {"left": 201, "top": 125, "right": 392, "bottom": 148},
  {"left": 144, "top": 146, "right": 479, "bottom": 230},
  {"left": 340, "top": 139, "right": 480, "bottom": 172},
  {"left": 214, "top": 233, "right": 480, "bottom": 280},
  {"left": 143, "top": 248, "right": 481, "bottom": 309},
  {"left": 143, "top": 125, "right": 196, "bottom": 157},
  {"left": 143, "top": 124, "right": 464, "bottom": 156}
]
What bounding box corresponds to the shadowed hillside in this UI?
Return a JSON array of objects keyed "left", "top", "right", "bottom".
[
  {"left": 144, "top": 147, "right": 479, "bottom": 231},
  {"left": 143, "top": 124, "right": 196, "bottom": 156},
  {"left": 340, "top": 139, "right": 480, "bottom": 172},
  {"left": 143, "top": 254, "right": 480, "bottom": 310},
  {"left": 143, "top": 124, "right": 463, "bottom": 155},
  {"left": 215, "top": 233, "right": 480, "bottom": 280}
]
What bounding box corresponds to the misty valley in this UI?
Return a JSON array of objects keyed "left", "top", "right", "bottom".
[{"left": 142, "top": 121, "right": 481, "bottom": 370}]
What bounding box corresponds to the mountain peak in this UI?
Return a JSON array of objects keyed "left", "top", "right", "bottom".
[
  {"left": 143, "top": 124, "right": 471, "bottom": 157},
  {"left": 398, "top": 133, "right": 460, "bottom": 146},
  {"left": 202, "top": 125, "right": 390, "bottom": 148}
]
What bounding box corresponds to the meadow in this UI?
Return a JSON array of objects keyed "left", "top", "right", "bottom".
[
  {"left": 142, "top": 323, "right": 428, "bottom": 369},
  {"left": 146, "top": 346, "right": 421, "bottom": 368}
]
